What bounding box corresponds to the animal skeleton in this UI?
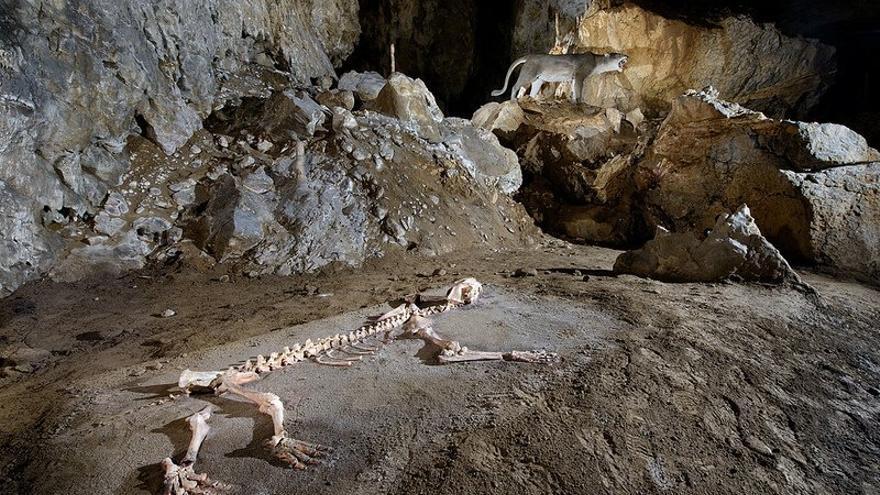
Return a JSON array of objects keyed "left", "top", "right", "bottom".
[{"left": 162, "top": 278, "right": 556, "bottom": 493}]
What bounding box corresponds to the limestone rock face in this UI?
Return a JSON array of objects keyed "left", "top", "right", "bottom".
[
  {"left": 0, "top": 0, "right": 360, "bottom": 296},
  {"left": 373, "top": 73, "right": 445, "bottom": 142},
  {"left": 639, "top": 89, "right": 880, "bottom": 281},
  {"left": 0, "top": 75, "right": 534, "bottom": 292},
  {"left": 614, "top": 205, "right": 799, "bottom": 284},
  {"left": 567, "top": 4, "right": 835, "bottom": 117}
]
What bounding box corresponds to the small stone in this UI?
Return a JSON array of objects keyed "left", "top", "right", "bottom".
[
  {"left": 14, "top": 363, "right": 33, "bottom": 373},
  {"left": 432, "top": 268, "right": 447, "bottom": 276},
  {"left": 218, "top": 275, "right": 230, "bottom": 283},
  {"left": 582, "top": 275, "right": 591, "bottom": 282},
  {"left": 190, "top": 144, "right": 202, "bottom": 155},
  {"left": 94, "top": 212, "right": 126, "bottom": 236},
  {"left": 146, "top": 362, "right": 163, "bottom": 371},
  {"left": 103, "top": 192, "right": 129, "bottom": 217},
  {"left": 379, "top": 141, "right": 394, "bottom": 160},
  {"left": 352, "top": 148, "right": 369, "bottom": 161},
  {"left": 513, "top": 268, "right": 538, "bottom": 277},
  {"left": 160, "top": 309, "right": 176, "bottom": 318},
  {"left": 256, "top": 140, "right": 274, "bottom": 152}
]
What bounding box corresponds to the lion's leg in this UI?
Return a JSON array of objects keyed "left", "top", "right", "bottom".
[
  {"left": 529, "top": 78, "right": 544, "bottom": 99},
  {"left": 511, "top": 67, "right": 534, "bottom": 100}
]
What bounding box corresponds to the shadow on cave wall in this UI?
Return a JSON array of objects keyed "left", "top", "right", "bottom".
[{"left": 343, "top": 0, "right": 880, "bottom": 147}]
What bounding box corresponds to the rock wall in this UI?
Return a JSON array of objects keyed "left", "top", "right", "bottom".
[
  {"left": 0, "top": 0, "right": 360, "bottom": 295},
  {"left": 554, "top": 3, "right": 836, "bottom": 118},
  {"left": 474, "top": 89, "right": 880, "bottom": 283},
  {"left": 0, "top": 1, "right": 532, "bottom": 297}
]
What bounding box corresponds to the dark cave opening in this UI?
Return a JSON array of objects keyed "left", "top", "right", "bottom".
[
  {"left": 343, "top": 0, "right": 880, "bottom": 146},
  {"left": 341, "top": 0, "right": 518, "bottom": 117}
]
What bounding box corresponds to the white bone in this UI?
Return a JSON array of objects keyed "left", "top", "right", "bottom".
[
  {"left": 182, "top": 406, "right": 213, "bottom": 465},
  {"left": 437, "top": 350, "right": 506, "bottom": 363},
  {"left": 446, "top": 278, "right": 483, "bottom": 305},
  {"left": 178, "top": 370, "right": 224, "bottom": 392},
  {"left": 161, "top": 407, "right": 230, "bottom": 494},
  {"left": 316, "top": 356, "right": 353, "bottom": 366},
  {"left": 377, "top": 303, "right": 408, "bottom": 321}
]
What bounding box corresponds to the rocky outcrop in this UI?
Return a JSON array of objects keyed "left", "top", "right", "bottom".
[
  {"left": 176, "top": 81, "right": 533, "bottom": 277},
  {"left": 559, "top": 4, "right": 835, "bottom": 117},
  {"left": 614, "top": 205, "right": 799, "bottom": 283},
  {"left": 474, "top": 98, "right": 646, "bottom": 245},
  {"left": 639, "top": 88, "right": 880, "bottom": 281},
  {"left": 0, "top": 0, "right": 361, "bottom": 295},
  {"left": 477, "top": 87, "right": 879, "bottom": 282},
  {"left": 0, "top": 68, "right": 534, "bottom": 295},
  {"left": 780, "top": 167, "right": 880, "bottom": 282}
]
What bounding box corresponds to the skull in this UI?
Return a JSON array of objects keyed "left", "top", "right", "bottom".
[{"left": 446, "top": 278, "right": 483, "bottom": 305}]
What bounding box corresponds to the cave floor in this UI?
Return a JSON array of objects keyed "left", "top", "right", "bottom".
[{"left": 1, "top": 241, "right": 878, "bottom": 494}]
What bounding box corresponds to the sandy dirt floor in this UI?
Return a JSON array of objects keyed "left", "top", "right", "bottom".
[{"left": 1, "top": 240, "right": 879, "bottom": 494}]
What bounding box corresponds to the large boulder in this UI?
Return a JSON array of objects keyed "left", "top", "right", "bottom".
[
  {"left": 639, "top": 88, "right": 880, "bottom": 282},
  {"left": 373, "top": 73, "right": 445, "bottom": 142},
  {"left": 338, "top": 71, "right": 387, "bottom": 102},
  {"left": 614, "top": 205, "right": 800, "bottom": 284},
  {"left": 781, "top": 168, "right": 880, "bottom": 282},
  {"left": 562, "top": 4, "right": 835, "bottom": 117},
  {"left": 439, "top": 118, "right": 522, "bottom": 194}
]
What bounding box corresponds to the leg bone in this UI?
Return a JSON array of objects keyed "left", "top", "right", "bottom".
[
  {"left": 221, "top": 381, "right": 331, "bottom": 469},
  {"left": 182, "top": 406, "right": 212, "bottom": 465},
  {"left": 161, "top": 407, "right": 230, "bottom": 495}
]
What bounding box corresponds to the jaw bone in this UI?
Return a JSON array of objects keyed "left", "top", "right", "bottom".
[
  {"left": 161, "top": 406, "right": 231, "bottom": 495},
  {"left": 445, "top": 278, "right": 483, "bottom": 305}
]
